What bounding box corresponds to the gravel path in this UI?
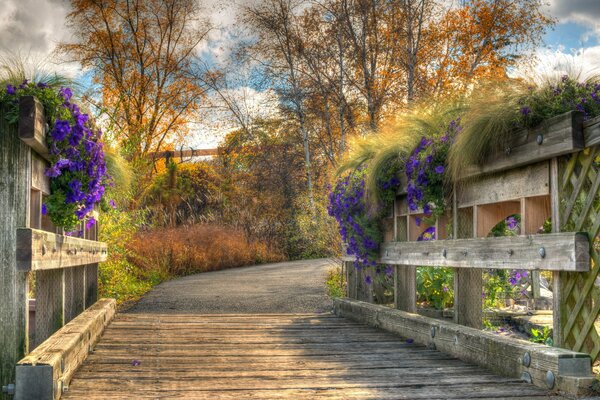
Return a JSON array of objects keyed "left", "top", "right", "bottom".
[{"left": 126, "top": 258, "right": 337, "bottom": 314}]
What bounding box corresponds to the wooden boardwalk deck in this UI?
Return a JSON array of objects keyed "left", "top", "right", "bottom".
[{"left": 63, "top": 313, "right": 562, "bottom": 399}]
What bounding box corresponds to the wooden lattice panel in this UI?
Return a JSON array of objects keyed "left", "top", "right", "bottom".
[{"left": 559, "top": 145, "right": 600, "bottom": 362}]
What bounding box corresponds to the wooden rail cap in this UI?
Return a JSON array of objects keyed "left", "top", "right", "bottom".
[
  {"left": 16, "top": 228, "right": 108, "bottom": 271},
  {"left": 342, "top": 232, "right": 589, "bottom": 271},
  {"left": 18, "top": 95, "right": 49, "bottom": 160},
  {"left": 15, "top": 298, "right": 116, "bottom": 400}
]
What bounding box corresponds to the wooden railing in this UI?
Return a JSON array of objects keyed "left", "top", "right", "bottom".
[
  {"left": 0, "top": 97, "right": 111, "bottom": 399},
  {"left": 342, "top": 111, "right": 600, "bottom": 363}
]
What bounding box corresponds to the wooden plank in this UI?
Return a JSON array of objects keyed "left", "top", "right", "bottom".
[
  {"left": 334, "top": 298, "right": 594, "bottom": 396},
  {"left": 458, "top": 162, "right": 549, "bottom": 208},
  {"left": 16, "top": 299, "right": 116, "bottom": 400},
  {"left": 583, "top": 115, "right": 600, "bottom": 147},
  {"left": 379, "top": 232, "right": 589, "bottom": 271},
  {"left": 0, "top": 106, "right": 30, "bottom": 393},
  {"left": 31, "top": 153, "right": 50, "bottom": 194},
  {"left": 34, "top": 269, "right": 63, "bottom": 348},
  {"left": 461, "top": 111, "right": 584, "bottom": 179},
  {"left": 18, "top": 96, "right": 49, "bottom": 160},
  {"left": 393, "top": 266, "right": 416, "bottom": 312},
  {"left": 16, "top": 228, "right": 107, "bottom": 271},
  {"left": 550, "top": 157, "right": 565, "bottom": 348}
]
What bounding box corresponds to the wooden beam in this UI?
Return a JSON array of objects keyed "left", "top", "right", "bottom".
[
  {"left": 151, "top": 148, "right": 220, "bottom": 159},
  {"left": 16, "top": 228, "right": 108, "bottom": 271},
  {"left": 457, "top": 162, "right": 550, "bottom": 208},
  {"left": 16, "top": 298, "right": 116, "bottom": 400},
  {"left": 334, "top": 298, "right": 596, "bottom": 397},
  {"left": 18, "top": 96, "right": 49, "bottom": 160},
  {"left": 379, "top": 232, "right": 589, "bottom": 271},
  {"left": 461, "top": 111, "right": 584, "bottom": 179}
]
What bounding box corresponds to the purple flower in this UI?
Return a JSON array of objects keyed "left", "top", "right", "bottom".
[
  {"left": 41, "top": 204, "right": 47, "bottom": 215},
  {"left": 37, "top": 82, "right": 48, "bottom": 89},
  {"left": 415, "top": 217, "right": 421, "bottom": 226},
  {"left": 18, "top": 80, "right": 28, "bottom": 89},
  {"left": 385, "top": 266, "right": 393, "bottom": 277},
  {"left": 435, "top": 165, "right": 445, "bottom": 174},
  {"left": 506, "top": 216, "right": 518, "bottom": 230},
  {"left": 45, "top": 164, "right": 61, "bottom": 178},
  {"left": 132, "top": 360, "right": 141, "bottom": 367},
  {"left": 6, "top": 84, "right": 16, "bottom": 95},
  {"left": 109, "top": 199, "right": 117, "bottom": 209},
  {"left": 520, "top": 106, "right": 531, "bottom": 116},
  {"left": 51, "top": 120, "right": 71, "bottom": 141},
  {"left": 59, "top": 87, "right": 73, "bottom": 102},
  {"left": 85, "top": 217, "right": 96, "bottom": 229},
  {"left": 365, "top": 275, "right": 372, "bottom": 285},
  {"left": 405, "top": 338, "right": 414, "bottom": 344}
]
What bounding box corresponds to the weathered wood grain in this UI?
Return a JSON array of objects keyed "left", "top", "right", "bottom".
[
  {"left": 0, "top": 106, "right": 29, "bottom": 397},
  {"left": 457, "top": 162, "right": 550, "bottom": 208},
  {"left": 16, "top": 298, "right": 116, "bottom": 400},
  {"left": 18, "top": 96, "right": 49, "bottom": 160},
  {"left": 62, "top": 313, "right": 559, "bottom": 400},
  {"left": 31, "top": 153, "right": 50, "bottom": 194},
  {"left": 16, "top": 228, "right": 107, "bottom": 271},
  {"left": 461, "top": 111, "right": 584, "bottom": 179},
  {"left": 334, "top": 298, "right": 594, "bottom": 397},
  {"left": 379, "top": 232, "right": 589, "bottom": 271}
]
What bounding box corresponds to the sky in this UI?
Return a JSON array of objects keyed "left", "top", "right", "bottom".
[{"left": 1, "top": 0, "right": 600, "bottom": 147}]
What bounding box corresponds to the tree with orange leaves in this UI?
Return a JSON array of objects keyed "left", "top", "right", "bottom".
[{"left": 59, "top": 0, "right": 211, "bottom": 170}]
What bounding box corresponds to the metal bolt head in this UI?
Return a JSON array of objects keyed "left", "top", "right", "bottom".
[
  {"left": 521, "top": 372, "right": 532, "bottom": 384},
  {"left": 536, "top": 134, "right": 544, "bottom": 145},
  {"left": 538, "top": 247, "right": 546, "bottom": 258},
  {"left": 505, "top": 146, "right": 512, "bottom": 155},
  {"left": 546, "top": 370, "right": 555, "bottom": 389},
  {"left": 442, "top": 249, "right": 447, "bottom": 258},
  {"left": 2, "top": 384, "right": 15, "bottom": 395},
  {"left": 453, "top": 335, "right": 458, "bottom": 345},
  {"left": 431, "top": 326, "right": 436, "bottom": 338},
  {"left": 507, "top": 249, "right": 514, "bottom": 256},
  {"left": 522, "top": 352, "right": 531, "bottom": 367},
  {"left": 42, "top": 244, "right": 47, "bottom": 256}
]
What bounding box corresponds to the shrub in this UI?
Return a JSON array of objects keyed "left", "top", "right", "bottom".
[
  {"left": 325, "top": 266, "right": 345, "bottom": 298},
  {"left": 127, "top": 224, "right": 285, "bottom": 276}
]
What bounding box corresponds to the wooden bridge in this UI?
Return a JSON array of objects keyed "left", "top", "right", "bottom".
[{"left": 0, "top": 97, "right": 599, "bottom": 399}]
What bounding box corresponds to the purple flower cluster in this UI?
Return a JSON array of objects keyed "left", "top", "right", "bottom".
[
  {"left": 406, "top": 120, "right": 461, "bottom": 222},
  {"left": 3, "top": 81, "right": 110, "bottom": 230},
  {"left": 328, "top": 169, "right": 380, "bottom": 269}
]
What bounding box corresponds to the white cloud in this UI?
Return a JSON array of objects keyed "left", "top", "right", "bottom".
[
  {"left": 513, "top": 46, "right": 600, "bottom": 82},
  {"left": 0, "top": 0, "right": 79, "bottom": 77},
  {"left": 548, "top": 0, "right": 600, "bottom": 39}
]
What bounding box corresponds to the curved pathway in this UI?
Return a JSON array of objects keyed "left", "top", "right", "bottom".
[{"left": 64, "top": 259, "right": 562, "bottom": 399}]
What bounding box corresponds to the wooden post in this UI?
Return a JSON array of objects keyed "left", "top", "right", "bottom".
[
  {"left": 394, "top": 266, "right": 417, "bottom": 312},
  {"left": 521, "top": 195, "right": 551, "bottom": 301},
  {"left": 550, "top": 157, "right": 564, "bottom": 347},
  {"left": 34, "top": 270, "right": 63, "bottom": 348},
  {"left": 0, "top": 108, "right": 30, "bottom": 394},
  {"left": 453, "top": 204, "right": 482, "bottom": 329}
]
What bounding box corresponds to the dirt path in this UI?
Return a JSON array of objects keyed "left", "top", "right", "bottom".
[{"left": 126, "top": 258, "right": 336, "bottom": 314}]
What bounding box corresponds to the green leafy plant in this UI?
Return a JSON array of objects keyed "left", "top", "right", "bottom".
[
  {"left": 417, "top": 267, "right": 453, "bottom": 309},
  {"left": 529, "top": 326, "right": 553, "bottom": 346},
  {"left": 325, "top": 266, "right": 345, "bottom": 298}
]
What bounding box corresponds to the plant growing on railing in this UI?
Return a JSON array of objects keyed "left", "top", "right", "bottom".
[
  {"left": 328, "top": 160, "right": 402, "bottom": 272},
  {"left": 1, "top": 81, "right": 110, "bottom": 230},
  {"left": 407, "top": 120, "right": 461, "bottom": 224},
  {"left": 449, "top": 75, "right": 600, "bottom": 177}
]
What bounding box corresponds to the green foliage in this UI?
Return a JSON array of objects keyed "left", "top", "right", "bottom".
[
  {"left": 416, "top": 267, "right": 453, "bottom": 309},
  {"left": 529, "top": 326, "right": 553, "bottom": 346},
  {"left": 325, "top": 266, "right": 345, "bottom": 298},
  {"left": 290, "top": 193, "right": 340, "bottom": 259},
  {"left": 450, "top": 75, "right": 600, "bottom": 179}
]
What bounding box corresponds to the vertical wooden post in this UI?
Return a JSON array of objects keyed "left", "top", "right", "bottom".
[
  {"left": 394, "top": 266, "right": 417, "bottom": 312},
  {"left": 84, "top": 264, "right": 99, "bottom": 308},
  {"left": 453, "top": 204, "right": 482, "bottom": 329},
  {"left": 521, "top": 195, "right": 551, "bottom": 301},
  {"left": 346, "top": 261, "right": 357, "bottom": 299},
  {"left": 0, "top": 110, "right": 30, "bottom": 394},
  {"left": 34, "top": 270, "right": 63, "bottom": 348},
  {"left": 550, "top": 157, "right": 564, "bottom": 347}
]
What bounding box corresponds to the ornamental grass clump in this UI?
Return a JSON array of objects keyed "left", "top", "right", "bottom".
[
  {"left": 1, "top": 81, "right": 111, "bottom": 230},
  {"left": 449, "top": 75, "right": 600, "bottom": 180}
]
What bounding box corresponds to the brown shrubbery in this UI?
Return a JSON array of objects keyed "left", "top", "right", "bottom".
[{"left": 127, "top": 224, "right": 285, "bottom": 277}]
